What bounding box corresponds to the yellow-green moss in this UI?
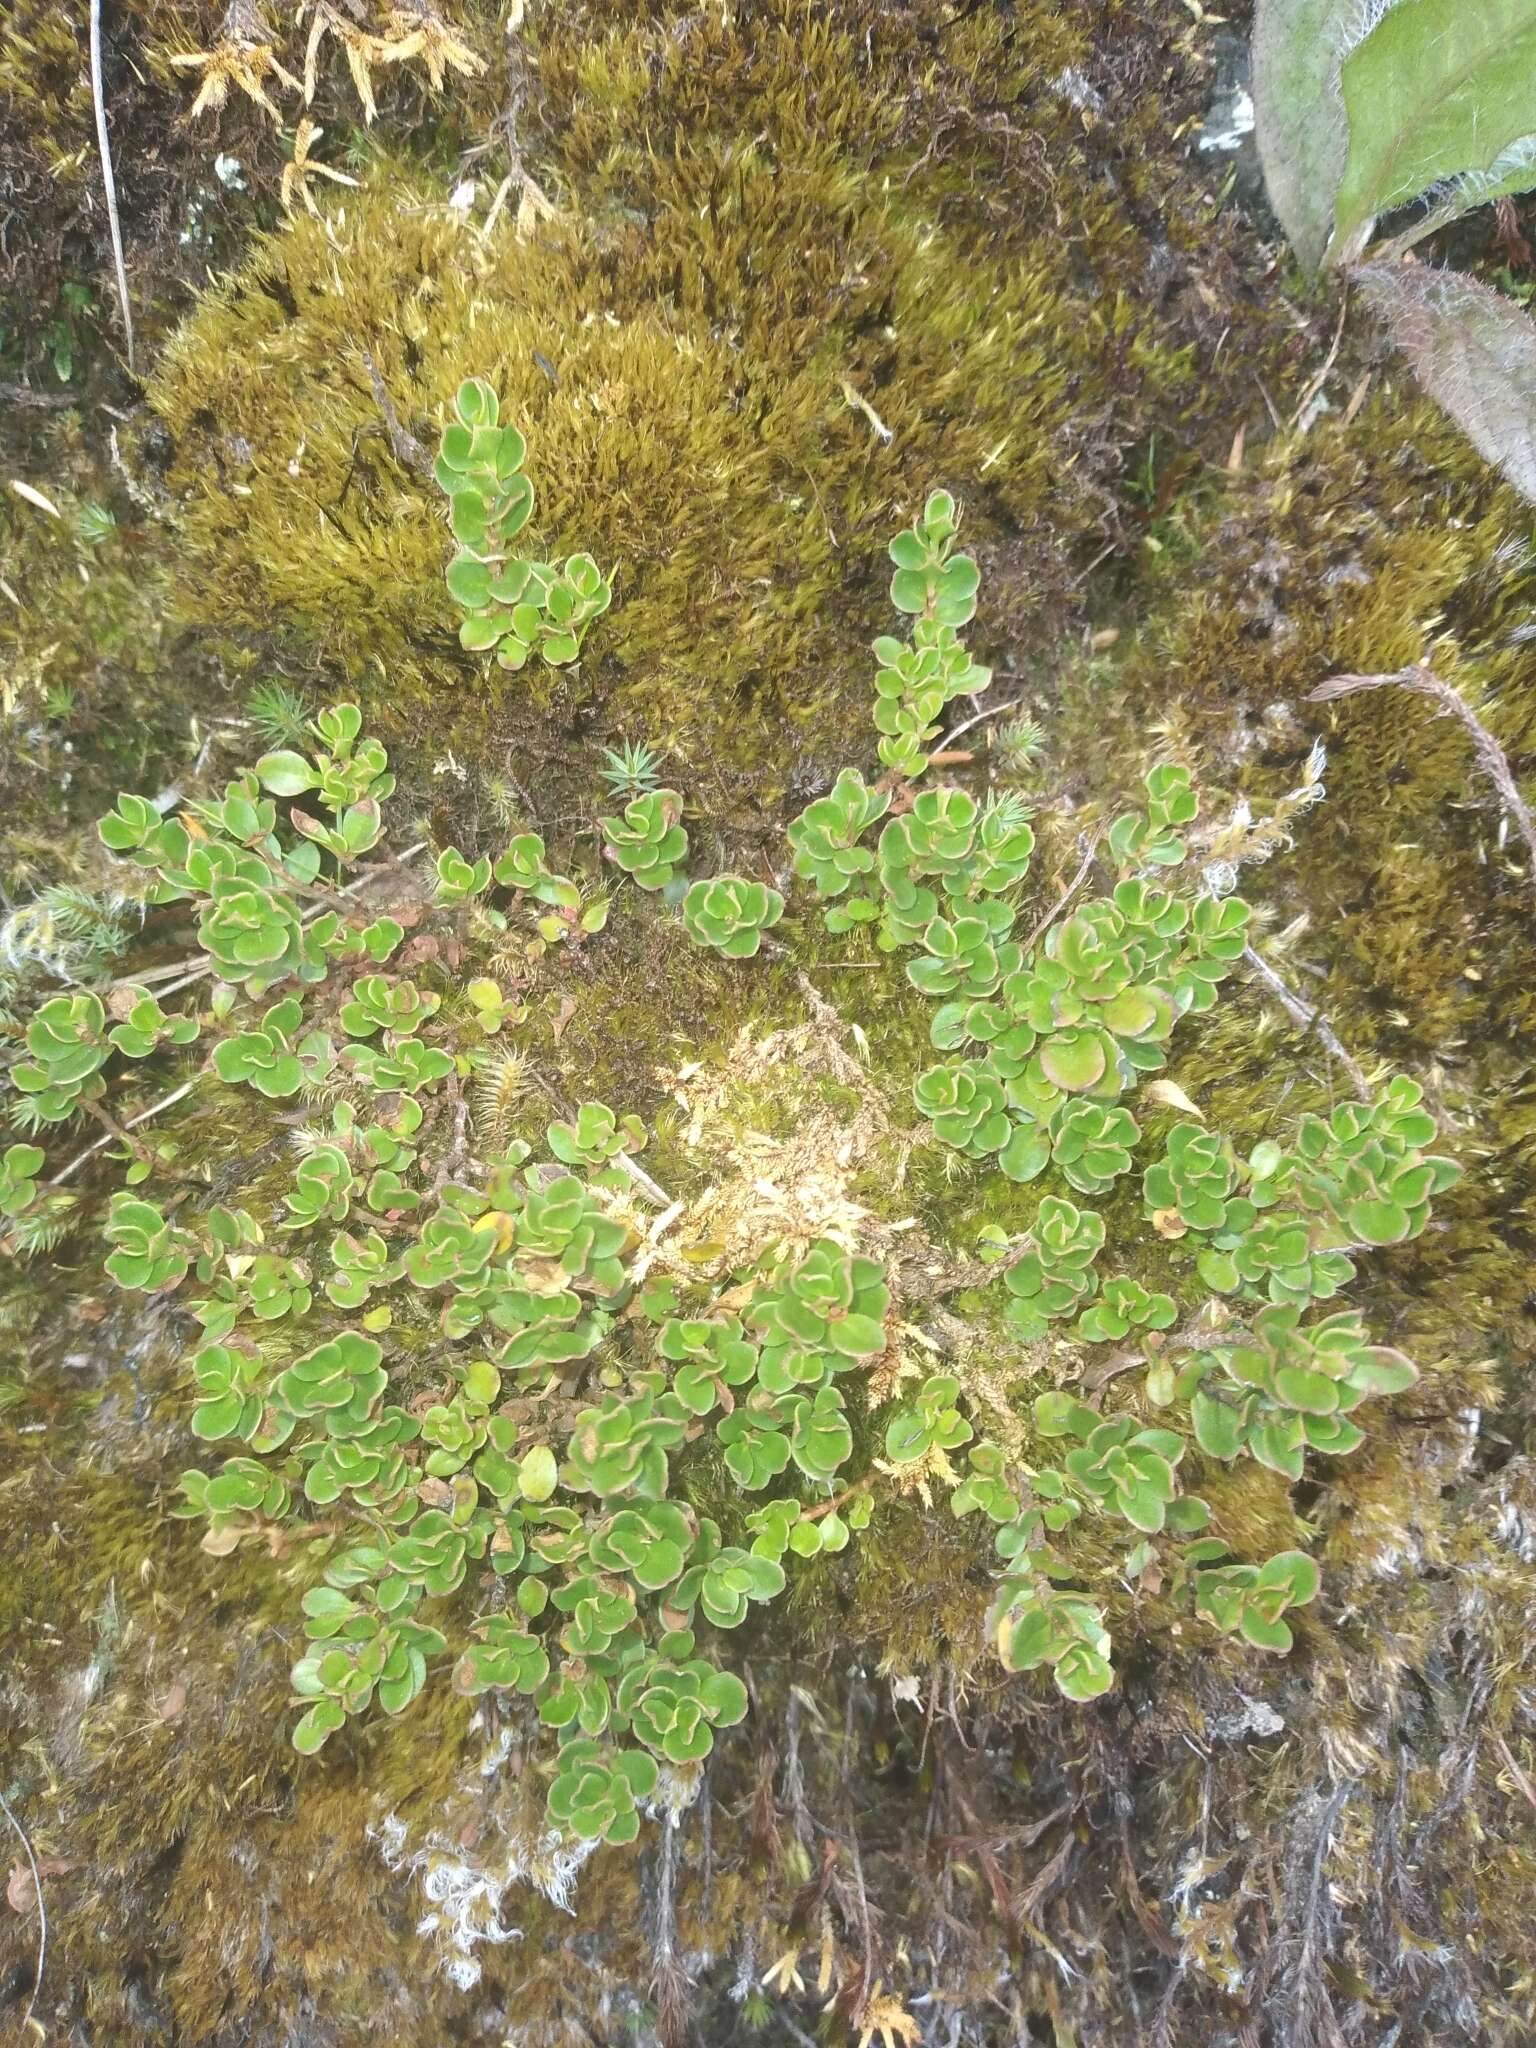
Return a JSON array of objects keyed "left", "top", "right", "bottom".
[
  {"left": 7, "top": 2, "right": 1536, "bottom": 2043},
  {"left": 142, "top": 0, "right": 1254, "bottom": 795}
]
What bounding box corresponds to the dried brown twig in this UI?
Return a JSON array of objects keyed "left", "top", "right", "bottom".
[
  {"left": 1310, "top": 663, "right": 1536, "bottom": 899},
  {"left": 361, "top": 351, "right": 434, "bottom": 478},
  {"left": 1241, "top": 943, "right": 1372, "bottom": 1104}
]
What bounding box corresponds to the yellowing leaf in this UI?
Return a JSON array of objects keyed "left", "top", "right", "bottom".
[
  {"left": 470, "top": 1208, "right": 519, "bottom": 1252},
  {"left": 857, "top": 1988, "right": 921, "bottom": 2048},
  {"left": 1143, "top": 1077, "right": 1204, "bottom": 1120}
]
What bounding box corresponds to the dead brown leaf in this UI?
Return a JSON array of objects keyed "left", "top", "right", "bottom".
[{"left": 7, "top": 1857, "right": 74, "bottom": 1914}]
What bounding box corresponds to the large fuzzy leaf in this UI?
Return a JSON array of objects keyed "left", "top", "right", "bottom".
[
  {"left": 1383, "top": 134, "right": 1536, "bottom": 259},
  {"left": 1251, "top": 0, "right": 1363, "bottom": 274},
  {"left": 1335, "top": 0, "right": 1536, "bottom": 260},
  {"left": 1358, "top": 263, "right": 1536, "bottom": 502}
]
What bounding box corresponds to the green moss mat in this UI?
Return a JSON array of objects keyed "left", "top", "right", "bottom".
[{"left": 144, "top": 1, "right": 1251, "bottom": 800}]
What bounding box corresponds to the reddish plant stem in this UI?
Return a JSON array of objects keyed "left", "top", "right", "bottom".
[{"left": 801, "top": 1476, "right": 873, "bottom": 1524}]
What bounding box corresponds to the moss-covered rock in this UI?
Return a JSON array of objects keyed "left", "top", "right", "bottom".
[{"left": 4, "top": 3, "right": 1536, "bottom": 2046}]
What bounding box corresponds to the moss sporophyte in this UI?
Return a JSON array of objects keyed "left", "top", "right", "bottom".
[{"left": 0, "top": 458, "right": 1461, "bottom": 1834}]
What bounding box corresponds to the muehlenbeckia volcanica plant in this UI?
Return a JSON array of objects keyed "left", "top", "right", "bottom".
[
  {"left": 0, "top": 481, "right": 1464, "bottom": 1845},
  {"left": 0, "top": 1143, "right": 46, "bottom": 1219},
  {"left": 682, "top": 875, "right": 784, "bottom": 958},
  {"left": 12, "top": 991, "right": 112, "bottom": 1121},
  {"left": 435, "top": 378, "right": 612, "bottom": 670},
  {"left": 873, "top": 489, "right": 992, "bottom": 778},
  {"left": 600, "top": 789, "right": 689, "bottom": 891}
]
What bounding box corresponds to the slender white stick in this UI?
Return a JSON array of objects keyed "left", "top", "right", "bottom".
[
  {"left": 0, "top": 1789, "right": 47, "bottom": 2030},
  {"left": 90, "top": 0, "right": 135, "bottom": 371},
  {"left": 941, "top": 695, "right": 1022, "bottom": 751}
]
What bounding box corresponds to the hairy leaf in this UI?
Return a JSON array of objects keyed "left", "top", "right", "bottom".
[
  {"left": 1358, "top": 262, "right": 1536, "bottom": 501},
  {"left": 1251, "top": 0, "right": 1362, "bottom": 274},
  {"left": 1335, "top": 0, "right": 1536, "bottom": 260}
]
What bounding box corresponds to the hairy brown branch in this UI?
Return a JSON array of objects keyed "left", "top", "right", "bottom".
[
  {"left": 50, "top": 1076, "right": 201, "bottom": 1189},
  {"left": 1311, "top": 663, "right": 1536, "bottom": 898},
  {"left": 651, "top": 1811, "right": 694, "bottom": 2048}
]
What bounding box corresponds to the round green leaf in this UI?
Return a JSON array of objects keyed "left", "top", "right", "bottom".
[
  {"left": 1039, "top": 1032, "right": 1107, "bottom": 1092},
  {"left": 292, "top": 1699, "right": 346, "bottom": 1754},
  {"left": 1348, "top": 1197, "right": 1412, "bottom": 1245},
  {"left": 446, "top": 556, "right": 493, "bottom": 609},
  {"left": 255, "top": 750, "right": 318, "bottom": 796},
  {"left": 454, "top": 377, "right": 499, "bottom": 428}
]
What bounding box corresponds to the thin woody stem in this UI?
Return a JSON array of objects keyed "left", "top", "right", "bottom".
[
  {"left": 1019, "top": 835, "right": 1101, "bottom": 957},
  {"left": 1241, "top": 943, "right": 1371, "bottom": 1104},
  {"left": 51, "top": 1076, "right": 202, "bottom": 1188},
  {"left": 105, "top": 842, "right": 428, "bottom": 997},
  {"left": 82, "top": 1096, "right": 155, "bottom": 1163},
  {"left": 52, "top": 845, "right": 430, "bottom": 1188}
]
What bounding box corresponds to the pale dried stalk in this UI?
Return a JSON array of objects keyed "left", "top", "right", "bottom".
[
  {"left": 1311, "top": 663, "right": 1536, "bottom": 897},
  {"left": 90, "top": 0, "right": 135, "bottom": 371}
]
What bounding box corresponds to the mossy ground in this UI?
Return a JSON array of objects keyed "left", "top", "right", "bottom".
[{"left": 4, "top": 2, "right": 1536, "bottom": 2044}]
